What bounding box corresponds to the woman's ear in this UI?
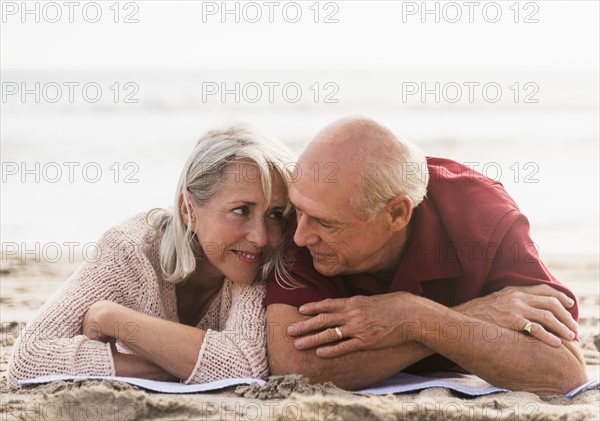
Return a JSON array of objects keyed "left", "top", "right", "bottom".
[
  {"left": 387, "top": 195, "right": 413, "bottom": 232},
  {"left": 179, "top": 191, "right": 195, "bottom": 226}
]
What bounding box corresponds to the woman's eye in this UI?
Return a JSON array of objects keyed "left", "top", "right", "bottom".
[
  {"left": 233, "top": 206, "right": 250, "bottom": 216},
  {"left": 268, "top": 210, "right": 284, "bottom": 220}
]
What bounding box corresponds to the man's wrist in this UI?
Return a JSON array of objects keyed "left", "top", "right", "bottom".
[{"left": 395, "top": 292, "right": 427, "bottom": 342}]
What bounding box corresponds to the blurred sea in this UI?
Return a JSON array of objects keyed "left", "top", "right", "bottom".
[{"left": 1, "top": 69, "right": 598, "bottom": 260}]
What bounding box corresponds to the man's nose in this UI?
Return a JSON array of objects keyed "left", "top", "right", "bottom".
[{"left": 294, "top": 213, "right": 317, "bottom": 247}]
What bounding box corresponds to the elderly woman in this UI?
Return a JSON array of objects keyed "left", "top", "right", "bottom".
[{"left": 8, "top": 124, "right": 294, "bottom": 388}]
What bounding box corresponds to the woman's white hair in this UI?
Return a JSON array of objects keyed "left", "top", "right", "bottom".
[
  {"left": 147, "top": 123, "right": 294, "bottom": 284},
  {"left": 351, "top": 134, "right": 429, "bottom": 220}
]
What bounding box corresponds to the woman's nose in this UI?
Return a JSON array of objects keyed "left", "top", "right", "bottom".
[{"left": 246, "top": 218, "right": 268, "bottom": 247}]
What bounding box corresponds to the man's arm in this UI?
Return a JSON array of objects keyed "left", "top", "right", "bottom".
[
  {"left": 294, "top": 284, "right": 578, "bottom": 356},
  {"left": 407, "top": 294, "right": 586, "bottom": 395},
  {"left": 267, "top": 303, "right": 434, "bottom": 390},
  {"left": 286, "top": 291, "right": 587, "bottom": 395}
]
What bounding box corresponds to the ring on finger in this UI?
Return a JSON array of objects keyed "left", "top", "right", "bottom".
[
  {"left": 334, "top": 326, "right": 343, "bottom": 340},
  {"left": 522, "top": 321, "right": 535, "bottom": 336}
]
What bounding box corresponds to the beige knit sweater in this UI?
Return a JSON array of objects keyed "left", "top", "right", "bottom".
[{"left": 7, "top": 213, "right": 268, "bottom": 389}]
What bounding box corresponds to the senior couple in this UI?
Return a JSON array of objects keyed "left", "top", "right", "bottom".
[{"left": 8, "top": 117, "right": 586, "bottom": 394}]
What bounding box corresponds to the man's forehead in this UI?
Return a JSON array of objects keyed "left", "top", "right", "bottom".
[
  {"left": 293, "top": 150, "right": 360, "bottom": 180},
  {"left": 289, "top": 178, "right": 350, "bottom": 221}
]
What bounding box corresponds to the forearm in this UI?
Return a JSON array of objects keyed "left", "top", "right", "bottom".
[
  {"left": 276, "top": 342, "right": 432, "bottom": 390},
  {"left": 8, "top": 335, "right": 114, "bottom": 389},
  {"left": 113, "top": 352, "right": 179, "bottom": 381},
  {"left": 267, "top": 305, "right": 434, "bottom": 389},
  {"left": 97, "top": 305, "right": 205, "bottom": 380},
  {"left": 413, "top": 299, "right": 587, "bottom": 394}
]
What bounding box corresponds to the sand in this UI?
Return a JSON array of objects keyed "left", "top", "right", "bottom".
[{"left": 1, "top": 255, "right": 598, "bottom": 420}]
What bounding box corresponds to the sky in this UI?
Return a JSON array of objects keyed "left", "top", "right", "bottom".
[{"left": 1, "top": 1, "right": 598, "bottom": 71}]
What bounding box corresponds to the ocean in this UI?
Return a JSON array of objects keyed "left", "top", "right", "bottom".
[{"left": 1, "top": 69, "right": 598, "bottom": 261}]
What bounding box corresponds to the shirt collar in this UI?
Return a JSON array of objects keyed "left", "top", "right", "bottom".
[
  {"left": 343, "top": 197, "right": 463, "bottom": 295},
  {"left": 389, "top": 197, "right": 463, "bottom": 294}
]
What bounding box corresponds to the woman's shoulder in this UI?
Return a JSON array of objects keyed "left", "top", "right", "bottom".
[
  {"left": 223, "top": 279, "right": 267, "bottom": 304},
  {"left": 95, "top": 212, "right": 162, "bottom": 262},
  {"left": 101, "top": 212, "right": 158, "bottom": 244}
]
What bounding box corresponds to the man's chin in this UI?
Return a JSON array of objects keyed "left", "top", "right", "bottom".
[{"left": 312, "top": 259, "right": 343, "bottom": 277}]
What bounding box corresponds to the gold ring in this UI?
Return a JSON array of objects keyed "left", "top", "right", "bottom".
[
  {"left": 334, "top": 326, "right": 343, "bottom": 340},
  {"left": 523, "top": 322, "right": 535, "bottom": 336}
]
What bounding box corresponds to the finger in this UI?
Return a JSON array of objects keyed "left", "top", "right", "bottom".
[
  {"left": 522, "top": 284, "right": 575, "bottom": 308},
  {"left": 516, "top": 318, "right": 561, "bottom": 347},
  {"left": 315, "top": 338, "right": 363, "bottom": 358},
  {"left": 299, "top": 298, "right": 348, "bottom": 315},
  {"left": 529, "top": 295, "right": 579, "bottom": 334},
  {"left": 287, "top": 313, "right": 344, "bottom": 337},
  {"left": 529, "top": 323, "right": 562, "bottom": 347},
  {"left": 529, "top": 307, "right": 576, "bottom": 341},
  {"left": 541, "top": 295, "right": 578, "bottom": 332},
  {"left": 294, "top": 326, "right": 348, "bottom": 351}
]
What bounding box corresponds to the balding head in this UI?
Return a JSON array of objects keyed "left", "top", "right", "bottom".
[
  {"left": 297, "top": 117, "right": 429, "bottom": 219},
  {"left": 301, "top": 117, "right": 400, "bottom": 175},
  {"left": 289, "top": 117, "right": 429, "bottom": 276}
]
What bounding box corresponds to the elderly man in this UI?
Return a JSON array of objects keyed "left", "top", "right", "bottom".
[{"left": 265, "top": 117, "right": 586, "bottom": 395}]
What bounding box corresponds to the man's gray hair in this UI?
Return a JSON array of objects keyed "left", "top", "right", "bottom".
[{"left": 350, "top": 137, "right": 429, "bottom": 219}]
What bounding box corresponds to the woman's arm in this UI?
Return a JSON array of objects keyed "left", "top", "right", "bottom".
[
  {"left": 185, "top": 281, "right": 269, "bottom": 382},
  {"left": 112, "top": 353, "right": 179, "bottom": 381},
  {"left": 7, "top": 225, "right": 148, "bottom": 389},
  {"left": 84, "top": 300, "right": 205, "bottom": 380},
  {"left": 85, "top": 281, "right": 269, "bottom": 384}
]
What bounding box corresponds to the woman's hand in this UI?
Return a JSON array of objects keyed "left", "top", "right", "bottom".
[
  {"left": 83, "top": 301, "right": 205, "bottom": 380},
  {"left": 82, "top": 300, "right": 125, "bottom": 342}
]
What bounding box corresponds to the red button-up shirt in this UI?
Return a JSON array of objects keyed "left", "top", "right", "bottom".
[{"left": 265, "top": 157, "right": 578, "bottom": 372}]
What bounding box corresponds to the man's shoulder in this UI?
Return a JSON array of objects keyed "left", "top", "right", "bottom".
[
  {"left": 427, "top": 157, "right": 507, "bottom": 188},
  {"left": 425, "top": 156, "right": 519, "bottom": 212},
  {"left": 422, "top": 157, "right": 522, "bottom": 247}
]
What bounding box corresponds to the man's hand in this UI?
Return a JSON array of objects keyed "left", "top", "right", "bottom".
[
  {"left": 288, "top": 292, "right": 422, "bottom": 358},
  {"left": 453, "top": 284, "right": 578, "bottom": 347},
  {"left": 288, "top": 284, "right": 578, "bottom": 358}
]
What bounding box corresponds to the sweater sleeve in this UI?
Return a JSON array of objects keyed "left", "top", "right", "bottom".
[
  {"left": 7, "top": 225, "right": 150, "bottom": 389},
  {"left": 184, "top": 282, "right": 269, "bottom": 383}
]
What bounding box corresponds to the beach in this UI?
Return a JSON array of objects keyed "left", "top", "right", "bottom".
[
  {"left": 2, "top": 0, "right": 598, "bottom": 418},
  {"left": 1, "top": 253, "right": 598, "bottom": 421}
]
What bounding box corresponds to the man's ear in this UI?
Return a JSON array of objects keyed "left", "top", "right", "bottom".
[
  {"left": 387, "top": 195, "right": 413, "bottom": 232},
  {"left": 179, "top": 191, "right": 195, "bottom": 226}
]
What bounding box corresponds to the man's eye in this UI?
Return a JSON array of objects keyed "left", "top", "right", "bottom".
[
  {"left": 317, "top": 220, "right": 332, "bottom": 228},
  {"left": 233, "top": 206, "right": 250, "bottom": 216}
]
